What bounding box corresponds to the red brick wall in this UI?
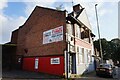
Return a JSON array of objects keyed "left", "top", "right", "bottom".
[
  {"left": 11, "top": 29, "right": 19, "bottom": 44},
  {"left": 17, "top": 6, "right": 67, "bottom": 56},
  {"left": 38, "top": 56, "right": 64, "bottom": 75},
  {"left": 22, "top": 56, "right": 64, "bottom": 76},
  {"left": 22, "top": 57, "right": 35, "bottom": 72}
]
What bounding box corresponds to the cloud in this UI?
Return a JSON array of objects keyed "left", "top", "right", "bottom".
[
  {"left": 0, "top": 1, "right": 8, "bottom": 44},
  {"left": 0, "top": 1, "right": 7, "bottom": 10},
  {"left": 1, "top": 15, "right": 26, "bottom": 44},
  {"left": 0, "top": 1, "right": 56, "bottom": 44},
  {"left": 0, "top": 1, "right": 27, "bottom": 44},
  {"left": 24, "top": 2, "right": 56, "bottom": 17},
  {"left": 0, "top": 0, "right": 117, "bottom": 44},
  {"left": 23, "top": 0, "right": 117, "bottom": 41},
  {"left": 98, "top": 9, "right": 107, "bottom": 17}
]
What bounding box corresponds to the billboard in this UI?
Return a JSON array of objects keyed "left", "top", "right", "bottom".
[{"left": 43, "top": 26, "right": 63, "bottom": 44}]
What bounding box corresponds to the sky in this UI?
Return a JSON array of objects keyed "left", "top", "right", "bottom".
[{"left": 0, "top": 0, "right": 119, "bottom": 44}]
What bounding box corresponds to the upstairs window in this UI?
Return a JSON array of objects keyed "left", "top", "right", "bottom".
[
  {"left": 75, "top": 24, "right": 81, "bottom": 38},
  {"left": 67, "top": 23, "right": 74, "bottom": 36}
]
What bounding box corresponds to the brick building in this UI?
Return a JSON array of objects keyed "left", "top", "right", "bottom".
[{"left": 11, "top": 4, "right": 95, "bottom": 78}]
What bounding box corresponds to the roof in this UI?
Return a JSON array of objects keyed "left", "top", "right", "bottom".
[
  {"left": 77, "top": 9, "right": 92, "bottom": 30},
  {"left": 67, "top": 7, "right": 92, "bottom": 30}
]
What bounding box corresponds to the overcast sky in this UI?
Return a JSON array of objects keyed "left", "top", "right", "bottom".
[{"left": 0, "top": 0, "right": 119, "bottom": 44}]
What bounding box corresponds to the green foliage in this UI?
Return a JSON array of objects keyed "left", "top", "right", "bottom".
[{"left": 94, "top": 38, "right": 120, "bottom": 62}]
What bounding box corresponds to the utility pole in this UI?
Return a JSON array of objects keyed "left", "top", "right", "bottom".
[{"left": 95, "top": 4, "right": 103, "bottom": 63}]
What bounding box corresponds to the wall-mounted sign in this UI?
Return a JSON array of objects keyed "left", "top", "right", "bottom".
[
  {"left": 35, "top": 58, "right": 39, "bottom": 69},
  {"left": 51, "top": 58, "right": 60, "bottom": 64},
  {"left": 43, "top": 26, "right": 63, "bottom": 44}
]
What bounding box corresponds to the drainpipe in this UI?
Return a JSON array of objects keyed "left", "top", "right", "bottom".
[{"left": 66, "top": 41, "right": 70, "bottom": 79}]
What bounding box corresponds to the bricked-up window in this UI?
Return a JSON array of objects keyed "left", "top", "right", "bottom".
[{"left": 67, "top": 23, "right": 74, "bottom": 36}]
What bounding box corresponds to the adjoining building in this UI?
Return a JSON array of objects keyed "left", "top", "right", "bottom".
[
  {"left": 11, "top": 4, "right": 95, "bottom": 78},
  {"left": 2, "top": 29, "right": 18, "bottom": 70}
]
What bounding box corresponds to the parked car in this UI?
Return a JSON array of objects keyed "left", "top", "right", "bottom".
[{"left": 96, "top": 63, "right": 113, "bottom": 77}]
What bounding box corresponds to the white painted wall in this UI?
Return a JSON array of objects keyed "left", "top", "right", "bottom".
[
  {"left": 78, "top": 9, "right": 91, "bottom": 30},
  {"left": 75, "top": 45, "right": 95, "bottom": 75}
]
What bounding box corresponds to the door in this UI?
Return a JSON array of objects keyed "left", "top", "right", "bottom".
[
  {"left": 71, "top": 53, "right": 76, "bottom": 74},
  {"left": 68, "top": 53, "right": 76, "bottom": 74}
]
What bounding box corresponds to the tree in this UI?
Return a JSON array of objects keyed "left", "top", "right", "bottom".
[
  {"left": 94, "top": 38, "right": 110, "bottom": 60},
  {"left": 94, "top": 38, "right": 120, "bottom": 62},
  {"left": 110, "top": 38, "right": 120, "bottom": 62}
]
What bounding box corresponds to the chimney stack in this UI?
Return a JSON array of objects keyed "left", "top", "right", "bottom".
[{"left": 73, "top": 4, "right": 83, "bottom": 12}]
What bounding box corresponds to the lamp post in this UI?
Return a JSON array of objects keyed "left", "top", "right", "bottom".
[{"left": 95, "top": 4, "right": 103, "bottom": 63}]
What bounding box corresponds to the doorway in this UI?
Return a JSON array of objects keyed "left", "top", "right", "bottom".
[{"left": 69, "top": 53, "right": 76, "bottom": 74}]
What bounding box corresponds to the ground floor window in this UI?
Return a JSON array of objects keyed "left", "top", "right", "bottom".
[
  {"left": 76, "top": 46, "right": 92, "bottom": 64},
  {"left": 82, "top": 48, "right": 84, "bottom": 63}
]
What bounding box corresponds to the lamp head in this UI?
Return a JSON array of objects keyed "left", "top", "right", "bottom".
[{"left": 95, "top": 4, "right": 98, "bottom": 6}]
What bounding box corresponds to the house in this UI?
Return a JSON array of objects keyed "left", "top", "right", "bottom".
[{"left": 11, "top": 4, "right": 95, "bottom": 78}]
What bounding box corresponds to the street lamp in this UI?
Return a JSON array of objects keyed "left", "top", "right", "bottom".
[{"left": 95, "top": 4, "right": 103, "bottom": 63}]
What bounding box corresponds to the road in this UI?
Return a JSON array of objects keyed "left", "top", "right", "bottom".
[
  {"left": 2, "top": 70, "right": 119, "bottom": 80},
  {"left": 80, "top": 71, "right": 115, "bottom": 80}
]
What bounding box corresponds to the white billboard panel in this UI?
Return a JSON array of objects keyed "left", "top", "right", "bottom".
[{"left": 43, "top": 26, "right": 63, "bottom": 44}]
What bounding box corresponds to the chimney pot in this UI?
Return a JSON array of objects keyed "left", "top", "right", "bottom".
[{"left": 73, "top": 4, "right": 82, "bottom": 12}]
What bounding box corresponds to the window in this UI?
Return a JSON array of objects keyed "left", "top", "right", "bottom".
[
  {"left": 77, "top": 46, "right": 80, "bottom": 64},
  {"left": 88, "top": 53, "right": 91, "bottom": 63},
  {"left": 89, "top": 50, "right": 92, "bottom": 62},
  {"left": 86, "top": 49, "right": 89, "bottom": 63},
  {"left": 77, "top": 46, "right": 83, "bottom": 64},
  {"left": 67, "top": 23, "right": 74, "bottom": 35},
  {"left": 77, "top": 46, "right": 79, "bottom": 52},
  {"left": 75, "top": 24, "right": 81, "bottom": 38},
  {"left": 79, "top": 47, "right": 83, "bottom": 63},
  {"left": 87, "top": 50, "right": 92, "bottom": 63},
  {"left": 82, "top": 48, "right": 84, "bottom": 63}
]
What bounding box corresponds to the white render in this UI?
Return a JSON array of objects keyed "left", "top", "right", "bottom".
[{"left": 78, "top": 9, "right": 92, "bottom": 30}]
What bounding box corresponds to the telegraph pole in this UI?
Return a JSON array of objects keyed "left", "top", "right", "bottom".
[{"left": 95, "top": 4, "right": 103, "bottom": 63}]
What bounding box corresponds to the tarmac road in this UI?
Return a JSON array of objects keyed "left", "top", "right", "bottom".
[
  {"left": 1, "top": 70, "right": 117, "bottom": 80},
  {"left": 2, "top": 70, "right": 62, "bottom": 79}
]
